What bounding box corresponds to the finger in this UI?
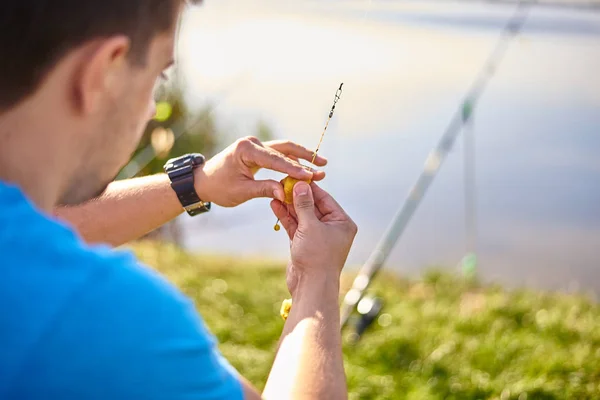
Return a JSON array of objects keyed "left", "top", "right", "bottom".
[
  {"left": 265, "top": 140, "right": 328, "bottom": 167},
  {"left": 293, "top": 181, "right": 318, "bottom": 226},
  {"left": 310, "top": 182, "right": 348, "bottom": 219},
  {"left": 311, "top": 169, "right": 326, "bottom": 182},
  {"left": 244, "top": 144, "right": 314, "bottom": 181},
  {"left": 251, "top": 162, "right": 324, "bottom": 180},
  {"left": 271, "top": 200, "right": 297, "bottom": 239},
  {"left": 287, "top": 200, "right": 324, "bottom": 220},
  {"left": 242, "top": 179, "right": 285, "bottom": 202}
]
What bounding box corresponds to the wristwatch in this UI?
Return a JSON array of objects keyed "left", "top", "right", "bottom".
[{"left": 164, "top": 153, "right": 211, "bottom": 216}]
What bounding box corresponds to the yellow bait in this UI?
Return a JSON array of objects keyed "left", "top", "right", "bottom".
[
  {"left": 273, "top": 176, "right": 312, "bottom": 232},
  {"left": 280, "top": 298, "right": 292, "bottom": 320},
  {"left": 282, "top": 176, "right": 312, "bottom": 205}
]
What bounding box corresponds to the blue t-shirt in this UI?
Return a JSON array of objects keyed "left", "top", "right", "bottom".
[{"left": 0, "top": 181, "right": 244, "bottom": 400}]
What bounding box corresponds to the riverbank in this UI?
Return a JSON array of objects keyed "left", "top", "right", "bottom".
[{"left": 130, "top": 240, "right": 599, "bottom": 399}]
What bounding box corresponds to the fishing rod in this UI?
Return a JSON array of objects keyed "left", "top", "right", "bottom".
[
  {"left": 461, "top": 108, "right": 478, "bottom": 278},
  {"left": 340, "top": 0, "right": 536, "bottom": 330}
]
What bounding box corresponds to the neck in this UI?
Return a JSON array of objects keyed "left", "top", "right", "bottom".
[{"left": 0, "top": 104, "right": 73, "bottom": 213}]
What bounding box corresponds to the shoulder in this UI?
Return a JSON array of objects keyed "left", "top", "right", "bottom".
[
  {"left": 11, "top": 246, "right": 244, "bottom": 399},
  {"left": 0, "top": 186, "right": 243, "bottom": 399}
]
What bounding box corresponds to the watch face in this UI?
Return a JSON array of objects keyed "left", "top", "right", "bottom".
[
  {"left": 164, "top": 153, "right": 205, "bottom": 171},
  {"left": 164, "top": 153, "right": 209, "bottom": 217}
]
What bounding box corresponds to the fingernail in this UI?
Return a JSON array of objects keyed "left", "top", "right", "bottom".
[{"left": 294, "top": 182, "right": 309, "bottom": 196}]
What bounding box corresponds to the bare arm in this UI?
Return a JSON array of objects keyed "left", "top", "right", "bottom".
[
  {"left": 53, "top": 139, "right": 327, "bottom": 247},
  {"left": 55, "top": 174, "right": 182, "bottom": 246},
  {"left": 242, "top": 182, "right": 355, "bottom": 400},
  {"left": 262, "top": 275, "right": 345, "bottom": 399},
  {"left": 240, "top": 280, "right": 344, "bottom": 400}
]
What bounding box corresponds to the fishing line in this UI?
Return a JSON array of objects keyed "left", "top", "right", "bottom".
[{"left": 274, "top": 83, "right": 344, "bottom": 231}]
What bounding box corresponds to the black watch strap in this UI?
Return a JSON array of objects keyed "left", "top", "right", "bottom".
[{"left": 164, "top": 153, "right": 211, "bottom": 216}]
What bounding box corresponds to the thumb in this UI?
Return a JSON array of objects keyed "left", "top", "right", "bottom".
[
  {"left": 245, "top": 180, "right": 285, "bottom": 202},
  {"left": 293, "top": 181, "right": 317, "bottom": 225}
]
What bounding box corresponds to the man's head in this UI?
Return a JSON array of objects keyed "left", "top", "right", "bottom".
[{"left": 0, "top": 1, "right": 193, "bottom": 205}]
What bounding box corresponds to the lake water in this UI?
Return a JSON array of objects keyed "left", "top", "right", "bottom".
[{"left": 175, "top": 0, "right": 600, "bottom": 296}]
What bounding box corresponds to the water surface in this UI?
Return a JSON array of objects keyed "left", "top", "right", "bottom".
[{"left": 177, "top": 0, "right": 600, "bottom": 295}]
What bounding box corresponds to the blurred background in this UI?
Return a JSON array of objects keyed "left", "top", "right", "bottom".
[
  {"left": 127, "top": 0, "right": 600, "bottom": 297},
  {"left": 122, "top": 1, "right": 600, "bottom": 397}
]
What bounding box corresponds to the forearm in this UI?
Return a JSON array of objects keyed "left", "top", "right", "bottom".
[
  {"left": 263, "top": 272, "right": 347, "bottom": 400},
  {"left": 54, "top": 175, "right": 183, "bottom": 246}
]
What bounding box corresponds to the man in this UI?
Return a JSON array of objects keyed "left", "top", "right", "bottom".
[{"left": 0, "top": 1, "right": 357, "bottom": 399}]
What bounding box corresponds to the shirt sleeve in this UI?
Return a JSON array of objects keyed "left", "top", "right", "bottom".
[{"left": 11, "top": 252, "right": 245, "bottom": 400}]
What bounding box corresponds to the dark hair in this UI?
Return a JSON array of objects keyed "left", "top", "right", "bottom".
[{"left": 0, "top": 1, "right": 183, "bottom": 110}]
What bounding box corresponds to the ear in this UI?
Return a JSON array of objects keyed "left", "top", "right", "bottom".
[{"left": 75, "top": 36, "right": 131, "bottom": 115}]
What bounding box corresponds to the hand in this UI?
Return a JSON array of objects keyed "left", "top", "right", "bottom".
[
  {"left": 270, "top": 182, "right": 358, "bottom": 295},
  {"left": 193, "top": 137, "right": 327, "bottom": 207},
  {"left": 262, "top": 139, "right": 328, "bottom": 166}
]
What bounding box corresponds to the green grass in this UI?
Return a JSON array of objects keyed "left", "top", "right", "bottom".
[{"left": 131, "top": 241, "right": 600, "bottom": 400}]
